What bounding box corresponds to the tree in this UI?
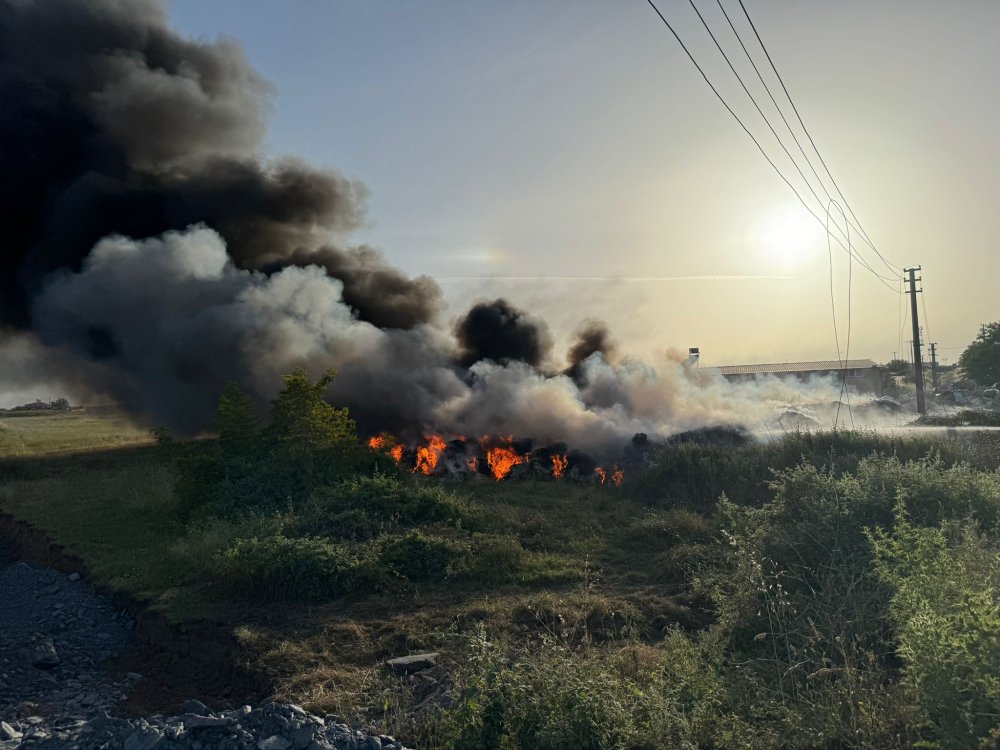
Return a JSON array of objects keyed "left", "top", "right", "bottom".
[
  {"left": 268, "top": 369, "right": 356, "bottom": 455},
  {"left": 958, "top": 322, "right": 1000, "bottom": 386}
]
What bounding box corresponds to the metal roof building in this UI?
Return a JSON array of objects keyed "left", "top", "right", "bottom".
[
  {"left": 717, "top": 359, "right": 879, "bottom": 376},
  {"left": 710, "top": 358, "right": 883, "bottom": 395}
]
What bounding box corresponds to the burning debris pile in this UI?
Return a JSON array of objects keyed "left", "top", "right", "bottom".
[{"left": 368, "top": 432, "right": 637, "bottom": 485}]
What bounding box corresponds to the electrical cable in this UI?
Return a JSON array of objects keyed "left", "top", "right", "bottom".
[
  {"left": 735, "top": 0, "right": 903, "bottom": 275},
  {"left": 827, "top": 200, "right": 854, "bottom": 429},
  {"left": 643, "top": 0, "right": 901, "bottom": 292},
  {"left": 686, "top": 0, "right": 898, "bottom": 285},
  {"left": 714, "top": 0, "right": 885, "bottom": 266}
]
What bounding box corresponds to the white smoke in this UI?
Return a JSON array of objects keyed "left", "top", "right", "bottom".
[{"left": 22, "top": 225, "right": 889, "bottom": 450}]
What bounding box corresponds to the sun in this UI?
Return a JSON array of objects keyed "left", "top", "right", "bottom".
[{"left": 755, "top": 206, "right": 822, "bottom": 266}]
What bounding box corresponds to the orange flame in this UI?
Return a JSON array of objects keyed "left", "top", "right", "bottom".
[
  {"left": 595, "top": 466, "right": 607, "bottom": 485},
  {"left": 486, "top": 441, "right": 525, "bottom": 481},
  {"left": 551, "top": 454, "right": 568, "bottom": 479},
  {"left": 467, "top": 455, "right": 478, "bottom": 472},
  {"left": 612, "top": 466, "right": 624, "bottom": 487},
  {"left": 415, "top": 434, "right": 447, "bottom": 475},
  {"left": 368, "top": 433, "right": 390, "bottom": 450},
  {"left": 390, "top": 445, "right": 404, "bottom": 463}
]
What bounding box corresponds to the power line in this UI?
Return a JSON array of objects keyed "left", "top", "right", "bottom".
[
  {"left": 713, "top": 0, "right": 882, "bottom": 264},
  {"left": 735, "top": 0, "right": 903, "bottom": 276},
  {"left": 643, "top": 0, "right": 901, "bottom": 293},
  {"left": 827, "top": 200, "right": 854, "bottom": 429},
  {"left": 688, "top": 0, "right": 870, "bottom": 274}
]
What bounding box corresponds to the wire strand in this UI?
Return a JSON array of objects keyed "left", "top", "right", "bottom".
[
  {"left": 643, "top": 0, "right": 901, "bottom": 292},
  {"left": 828, "top": 200, "right": 854, "bottom": 429},
  {"left": 735, "top": 0, "right": 903, "bottom": 275}
]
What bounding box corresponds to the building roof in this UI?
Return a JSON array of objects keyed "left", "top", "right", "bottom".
[{"left": 717, "top": 359, "right": 879, "bottom": 376}]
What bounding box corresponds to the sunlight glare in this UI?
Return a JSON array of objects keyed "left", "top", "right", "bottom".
[{"left": 756, "top": 206, "right": 822, "bottom": 266}]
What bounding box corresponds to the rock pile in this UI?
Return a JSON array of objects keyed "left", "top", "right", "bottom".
[
  {"left": 2, "top": 702, "right": 411, "bottom": 750},
  {"left": 0, "top": 561, "right": 412, "bottom": 750},
  {"left": 0, "top": 563, "right": 133, "bottom": 721}
]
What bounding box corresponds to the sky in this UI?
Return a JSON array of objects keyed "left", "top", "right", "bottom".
[{"left": 165, "top": 0, "right": 999, "bottom": 367}]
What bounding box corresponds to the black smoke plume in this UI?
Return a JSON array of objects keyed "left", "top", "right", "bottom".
[
  {"left": 0, "top": 0, "right": 857, "bottom": 450},
  {"left": 565, "top": 319, "right": 618, "bottom": 382},
  {"left": 454, "top": 299, "right": 553, "bottom": 368},
  {"left": 0, "top": 0, "right": 440, "bottom": 330}
]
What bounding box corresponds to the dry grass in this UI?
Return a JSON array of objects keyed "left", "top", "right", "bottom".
[{"left": 0, "top": 408, "right": 153, "bottom": 457}]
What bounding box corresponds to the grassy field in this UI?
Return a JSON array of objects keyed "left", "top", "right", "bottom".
[
  {"left": 3, "top": 404, "right": 1000, "bottom": 748},
  {"left": 0, "top": 408, "right": 154, "bottom": 456}
]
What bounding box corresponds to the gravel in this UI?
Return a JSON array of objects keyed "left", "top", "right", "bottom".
[{"left": 0, "top": 560, "right": 412, "bottom": 749}]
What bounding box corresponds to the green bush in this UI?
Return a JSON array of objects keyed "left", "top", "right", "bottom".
[
  {"left": 163, "top": 371, "right": 394, "bottom": 518},
  {"left": 219, "top": 534, "right": 381, "bottom": 600},
  {"left": 379, "top": 531, "right": 469, "bottom": 582},
  {"left": 632, "top": 430, "right": 993, "bottom": 511},
  {"left": 461, "top": 534, "right": 530, "bottom": 585},
  {"left": 872, "top": 509, "right": 1000, "bottom": 749},
  {"left": 699, "top": 458, "right": 932, "bottom": 747},
  {"left": 425, "top": 626, "right": 744, "bottom": 750},
  {"left": 300, "top": 474, "right": 468, "bottom": 539}
]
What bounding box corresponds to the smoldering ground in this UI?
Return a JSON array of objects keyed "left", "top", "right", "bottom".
[{"left": 0, "top": 0, "right": 892, "bottom": 451}]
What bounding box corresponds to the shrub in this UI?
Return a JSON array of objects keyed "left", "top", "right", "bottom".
[
  {"left": 872, "top": 509, "right": 1000, "bottom": 749},
  {"left": 424, "top": 626, "right": 742, "bottom": 750},
  {"left": 379, "top": 531, "right": 469, "bottom": 582},
  {"left": 463, "top": 534, "right": 528, "bottom": 585},
  {"left": 632, "top": 430, "right": 990, "bottom": 510},
  {"left": 219, "top": 534, "right": 381, "bottom": 600},
  {"left": 164, "top": 371, "right": 393, "bottom": 518},
  {"left": 301, "top": 474, "right": 468, "bottom": 538}
]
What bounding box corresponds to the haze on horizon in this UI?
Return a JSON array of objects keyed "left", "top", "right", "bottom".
[{"left": 164, "top": 0, "right": 996, "bottom": 368}]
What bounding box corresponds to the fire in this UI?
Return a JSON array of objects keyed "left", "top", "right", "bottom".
[
  {"left": 415, "top": 434, "right": 447, "bottom": 475},
  {"left": 486, "top": 442, "right": 525, "bottom": 481},
  {"left": 368, "top": 433, "right": 391, "bottom": 450},
  {"left": 367, "top": 432, "right": 620, "bottom": 485}
]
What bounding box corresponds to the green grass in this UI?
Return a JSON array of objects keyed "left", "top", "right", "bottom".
[{"left": 0, "top": 409, "right": 153, "bottom": 457}]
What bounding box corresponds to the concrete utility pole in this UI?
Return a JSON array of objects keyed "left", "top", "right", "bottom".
[
  {"left": 905, "top": 267, "right": 926, "bottom": 414},
  {"left": 929, "top": 342, "right": 939, "bottom": 389}
]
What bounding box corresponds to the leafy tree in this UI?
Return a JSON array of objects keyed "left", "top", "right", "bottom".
[
  {"left": 268, "top": 369, "right": 356, "bottom": 456},
  {"left": 958, "top": 322, "right": 1000, "bottom": 386},
  {"left": 215, "top": 381, "right": 260, "bottom": 463}
]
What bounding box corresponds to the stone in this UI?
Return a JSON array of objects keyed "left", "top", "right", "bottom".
[
  {"left": 385, "top": 652, "right": 439, "bottom": 675},
  {"left": 292, "top": 725, "right": 317, "bottom": 748},
  {"left": 184, "top": 714, "right": 236, "bottom": 731},
  {"left": 0, "top": 721, "right": 22, "bottom": 740},
  {"left": 27, "top": 635, "right": 60, "bottom": 669},
  {"left": 366, "top": 736, "right": 382, "bottom": 750},
  {"left": 68, "top": 572, "right": 81, "bottom": 582},
  {"left": 258, "top": 736, "right": 293, "bottom": 750},
  {"left": 182, "top": 698, "right": 213, "bottom": 716},
  {"left": 124, "top": 726, "right": 165, "bottom": 750}
]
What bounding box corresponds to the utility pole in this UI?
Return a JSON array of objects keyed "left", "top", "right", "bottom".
[
  {"left": 905, "top": 267, "right": 926, "bottom": 414},
  {"left": 929, "top": 342, "right": 939, "bottom": 389}
]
